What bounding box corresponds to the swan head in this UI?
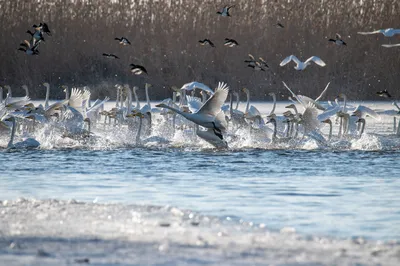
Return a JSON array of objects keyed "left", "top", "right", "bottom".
[
  {"left": 43, "top": 82, "right": 50, "bottom": 87},
  {"left": 155, "top": 103, "right": 168, "bottom": 109},
  {"left": 285, "top": 104, "right": 296, "bottom": 109},
  {"left": 355, "top": 118, "right": 365, "bottom": 123},
  {"left": 351, "top": 110, "right": 361, "bottom": 118},
  {"left": 336, "top": 93, "right": 347, "bottom": 100},
  {"left": 24, "top": 103, "right": 35, "bottom": 110},
  {"left": 4, "top": 116, "right": 15, "bottom": 122},
  {"left": 241, "top": 88, "right": 249, "bottom": 93},
  {"left": 4, "top": 85, "right": 11, "bottom": 91},
  {"left": 145, "top": 83, "right": 152, "bottom": 89},
  {"left": 322, "top": 119, "right": 332, "bottom": 124},
  {"left": 61, "top": 85, "right": 68, "bottom": 92}
]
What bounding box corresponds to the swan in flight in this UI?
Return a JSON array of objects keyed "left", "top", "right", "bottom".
[
  {"left": 4, "top": 116, "right": 40, "bottom": 150},
  {"left": 358, "top": 28, "right": 400, "bottom": 37},
  {"left": 180, "top": 81, "right": 214, "bottom": 95},
  {"left": 280, "top": 55, "right": 326, "bottom": 70},
  {"left": 382, "top": 43, "right": 400, "bottom": 48},
  {"left": 156, "top": 82, "right": 229, "bottom": 140}
]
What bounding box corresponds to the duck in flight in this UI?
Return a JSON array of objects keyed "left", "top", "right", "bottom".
[
  {"left": 329, "top": 33, "right": 346, "bottom": 46},
  {"left": 130, "top": 64, "right": 148, "bottom": 75},
  {"left": 280, "top": 55, "right": 326, "bottom": 70},
  {"left": 18, "top": 40, "right": 40, "bottom": 55},
  {"left": 199, "top": 39, "right": 215, "bottom": 47},
  {"left": 376, "top": 90, "right": 391, "bottom": 98},
  {"left": 102, "top": 53, "right": 119, "bottom": 59},
  {"left": 33, "top": 22, "right": 51, "bottom": 36},
  {"left": 217, "top": 5, "right": 234, "bottom": 16},
  {"left": 224, "top": 38, "right": 239, "bottom": 47},
  {"left": 276, "top": 22, "right": 284, "bottom": 28},
  {"left": 358, "top": 28, "right": 400, "bottom": 37},
  {"left": 115, "top": 37, "right": 131, "bottom": 45}
]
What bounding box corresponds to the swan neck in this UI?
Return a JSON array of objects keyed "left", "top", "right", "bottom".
[
  {"left": 24, "top": 86, "right": 29, "bottom": 97},
  {"left": 328, "top": 122, "right": 332, "bottom": 141},
  {"left": 133, "top": 88, "right": 140, "bottom": 109},
  {"left": 145, "top": 84, "right": 151, "bottom": 108},
  {"left": 360, "top": 119, "right": 365, "bottom": 136},
  {"left": 269, "top": 94, "right": 276, "bottom": 115},
  {"left": 229, "top": 93, "right": 233, "bottom": 116},
  {"left": 234, "top": 93, "right": 239, "bottom": 110},
  {"left": 8, "top": 118, "right": 16, "bottom": 148},
  {"left": 116, "top": 88, "right": 120, "bottom": 108},
  {"left": 245, "top": 90, "right": 250, "bottom": 113},
  {"left": 65, "top": 88, "right": 69, "bottom": 100},
  {"left": 0, "top": 87, "right": 3, "bottom": 103},
  {"left": 45, "top": 85, "right": 50, "bottom": 109}
]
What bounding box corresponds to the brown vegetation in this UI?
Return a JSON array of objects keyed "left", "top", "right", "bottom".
[{"left": 0, "top": 0, "right": 399, "bottom": 100}]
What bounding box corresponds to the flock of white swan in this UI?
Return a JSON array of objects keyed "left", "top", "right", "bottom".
[{"left": 0, "top": 80, "right": 399, "bottom": 151}]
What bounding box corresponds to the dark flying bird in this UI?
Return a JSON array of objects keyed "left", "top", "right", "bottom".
[
  {"left": 115, "top": 37, "right": 131, "bottom": 45},
  {"left": 199, "top": 39, "right": 215, "bottom": 47},
  {"left": 26, "top": 30, "right": 45, "bottom": 44},
  {"left": 33, "top": 22, "right": 51, "bottom": 36},
  {"left": 217, "top": 5, "right": 235, "bottom": 16},
  {"left": 244, "top": 54, "right": 256, "bottom": 66},
  {"left": 276, "top": 22, "right": 285, "bottom": 28},
  {"left": 258, "top": 57, "right": 269, "bottom": 68},
  {"left": 329, "top": 33, "right": 347, "bottom": 46},
  {"left": 224, "top": 38, "right": 239, "bottom": 47},
  {"left": 376, "top": 90, "right": 391, "bottom": 98},
  {"left": 18, "top": 39, "right": 40, "bottom": 55},
  {"left": 248, "top": 61, "right": 265, "bottom": 71},
  {"left": 102, "top": 53, "right": 119, "bottom": 59},
  {"left": 130, "top": 64, "right": 148, "bottom": 75}
]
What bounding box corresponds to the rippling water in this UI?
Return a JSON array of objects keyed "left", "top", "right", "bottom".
[{"left": 2, "top": 148, "right": 399, "bottom": 240}]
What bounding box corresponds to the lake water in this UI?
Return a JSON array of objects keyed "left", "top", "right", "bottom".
[{"left": 1, "top": 101, "right": 400, "bottom": 265}]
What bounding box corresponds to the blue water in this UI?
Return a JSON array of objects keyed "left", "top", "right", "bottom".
[{"left": 1, "top": 148, "right": 399, "bottom": 240}]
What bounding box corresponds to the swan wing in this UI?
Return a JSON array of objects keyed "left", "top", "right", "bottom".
[
  {"left": 86, "top": 97, "right": 110, "bottom": 115},
  {"left": 352, "top": 105, "right": 381, "bottom": 120},
  {"left": 82, "top": 88, "right": 91, "bottom": 109},
  {"left": 314, "top": 82, "right": 331, "bottom": 102},
  {"left": 317, "top": 106, "right": 339, "bottom": 122},
  {"left": 180, "top": 81, "right": 214, "bottom": 95},
  {"left": 197, "top": 82, "right": 229, "bottom": 116},
  {"left": 357, "top": 30, "right": 381, "bottom": 35},
  {"left": 282, "top": 81, "right": 306, "bottom": 109},
  {"left": 297, "top": 95, "right": 326, "bottom": 111},
  {"left": 186, "top": 95, "right": 203, "bottom": 113},
  {"left": 215, "top": 110, "right": 228, "bottom": 131},
  {"left": 306, "top": 56, "right": 326, "bottom": 66},
  {"left": 382, "top": 43, "right": 400, "bottom": 48},
  {"left": 280, "top": 55, "right": 298, "bottom": 66},
  {"left": 302, "top": 103, "right": 320, "bottom": 132},
  {"left": 68, "top": 88, "right": 84, "bottom": 111}
]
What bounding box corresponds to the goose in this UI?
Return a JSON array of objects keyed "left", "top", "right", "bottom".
[
  {"left": 280, "top": 55, "right": 326, "bottom": 70},
  {"left": 224, "top": 38, "right": 239, "bottom": 47},
  {"left": 130, "top": 64, "right": 147, "bottom": 75},
  {"left": 376, "top": 90, "right": 391, "bottom": 98},
  {"left": 102, "top": 53, "right": 119, "bottom": 59},
  {"left": 115, "top": 37, "right": 131, "bottom": 45},
  {"left": 358, "top": 28, "right": 400, "bottom": 37},
  {"left": 382, "top": 43, "right": 400, "bottom": 48},
  {"left": 217, "top": 5, "right": 234, "bottom": 16},
  {"left": 18, "top": 40, "right": 40, "bottom": 55},
  {"left": 329, "top": 33, "right": 346, "bottom": 46},
  {"left": 4, "top": 116, "right": 40, "bottom": 150},
  {"left": 156, "top": 82, "right": 229, "bottom": 139},
  {"left": 199, "top": 39, "right": 215, "bottom": 47}
]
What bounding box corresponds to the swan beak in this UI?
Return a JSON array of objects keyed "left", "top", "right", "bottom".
[{"left": 155, "top": 104, "right": 162, "bottom": 108}]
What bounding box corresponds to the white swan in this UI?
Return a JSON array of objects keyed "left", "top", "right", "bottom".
[
  {"left": 180, "top": 81, "right": 214, "bottom": 95},
  {"left": 242, "top": 88, "right": 263, "bottom": 124},
  {"left": 4, "top": 116, "right": 40, "bottom": 149},
  {"left": 358, "top": 28, "right": 400, "bottom": 37},
  {"left": 156, "top": 82, "right": 229, "bottom": 139},
  {"left": 280, "top": 55, "right": 326, "bottom": 70}
]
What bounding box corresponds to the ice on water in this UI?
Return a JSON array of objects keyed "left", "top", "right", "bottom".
[{"left": 1, "top": 198, "right": 399, "bottom": 266}]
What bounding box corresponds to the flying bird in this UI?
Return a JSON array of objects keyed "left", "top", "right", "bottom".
[
  {"left": 258, "top": 57, "right": 269, "bottom": 68},
  {"left": 199, "top": 39, "right": 215, "bottom": 47},
  {"left": 382, "top": 43, "right": 400, "bottom": 48},
  {"left": 329, "top": 33, "right": 347, "bottom": 46},
  {"left": 115, "top": 37, "right": 131, "bottom": 45},
  {"left": 33, "top": 22, "right": 51, "bottom": 36},
  {"left": 358, "top": 28, "right": 400, "bottom": 37},
  {"left": 102, "top": 53, "right": 119, "bottom": 59},
  {"left": 280, "top": 55, "right": 326, "bottom": 70},
  {"left": 18, "top": 39, "right": 40, "bottom": 55},
  {"left": 376, "top": 90, "right": 391, "bottom": 98},
  {"left": 224, "top": 38, "right": 239, "bottom": 47},
  {"left": 130, "top": 64, "right": 148, "bottom": 75},
  {"left": 217, "top": 5, "right": 234, "bottom": 16},
  {"left": 276, "top": 22, "right": 285, "bottom": 28}
]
